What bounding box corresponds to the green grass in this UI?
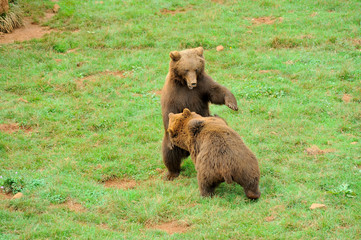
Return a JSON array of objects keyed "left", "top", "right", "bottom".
[{"left": 1, "top": 0, "right": 360, "bottom": 239}]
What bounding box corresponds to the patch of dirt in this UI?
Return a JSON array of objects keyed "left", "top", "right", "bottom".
[
  {"left": 0, "top": 123, "right": 32, "bottom": 134},
  {"left": 252, "top": 16, "right": 283, "bottom": 25},
  {"left": 0, "top": 192, "right": 13, "bottom": 200},
  {"left": 160, "top": 7, "right": 192, "bottom": 16},
  {"left": 0, "top": 14, "right": 55, "bottom": 44},
  {"left": 66, "top": 200, "right": 86, "bottom": 212},
  {"left": 305, "top": 145, "right": 336, "bottom": 155},
  {"left": 103, "top": 178, "right": 138, "bottom": 190},
  {"left": 147, "top": 221, "right": 190, "bottom": 235},
  {"left": 310, "top": 12, "right": 318, "bottom": 17},
  {"left": 342, "top": 94, "right": 352, "bottom": 103}
]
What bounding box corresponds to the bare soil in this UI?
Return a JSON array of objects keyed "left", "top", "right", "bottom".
[
  {"left": 342, "top": 94, "right": 352, "bottom": 103},
  {"left": 147, "top": 221, "right": 190, "bottom": 235},
  {"left": 0, "top": 13, "right": 55, "bottom": 44},
  {"left": 0, "top": 123, "right": 32, "bottom": 134},
  {"left": 0, "top": 192, "right": 13, "bottom": 200}
]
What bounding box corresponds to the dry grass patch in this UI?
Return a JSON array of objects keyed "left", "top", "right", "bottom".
[
  {"left": 49, "top": 199, "right": 86, "bottom": 212},
  {"left": 102, "top": 178, "right": 138, "bottom": 190},
  {"left": 305, "top": 145, "right": 336, "bottom": 155},
  {"left": 252, "top": 16, "right": 283, "bottom": 25},
  {"left": 75, "top": 70, "right": 127, "bottom": 89},
  {"left": 147, "top": 220, "right": 191, "bottom": 235},
  {"left": 66, "top": 200, "right": 86, "bottom": 212},
  {"left": 259, "top": 70, "right": 280, "bottom": 74}
]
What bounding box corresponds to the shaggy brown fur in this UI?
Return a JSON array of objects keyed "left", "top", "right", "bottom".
[
  {"left": 167, "top": 108, "right": 261, "bottom": 199},
  {"left": 161, "top": 47, "right": 238, "bottom": 180}
]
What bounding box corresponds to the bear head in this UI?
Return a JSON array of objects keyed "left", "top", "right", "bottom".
[
  {"left": 167, "top": 108, "right": 204, "bottom": 150},
  {"left": 169, "top": 47, "right": 205, "bottom": 90}
]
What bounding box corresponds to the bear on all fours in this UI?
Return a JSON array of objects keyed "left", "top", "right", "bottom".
[
  {"left": 161, "top": 47, "right": 238, "bottom": 180},
  {"left": 167, "top": 108, "right": 261, "bottom": 199}
]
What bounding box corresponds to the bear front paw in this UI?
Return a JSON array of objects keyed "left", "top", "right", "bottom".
[{"left": 226, "top": 102, "right": 238, "bottom": 111}]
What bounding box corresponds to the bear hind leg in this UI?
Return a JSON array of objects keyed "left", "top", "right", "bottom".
[
  {"left": 162, "top": 136, "right": 189, "bottom": 181},
  {"left": 197, "top": 172, "right": 221, "bottom": 197}
]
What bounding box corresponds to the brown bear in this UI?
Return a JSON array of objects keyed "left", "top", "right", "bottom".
[
  {"left": 161, "top": 47, "right": 238, "bottom": 180},
  {"left": 167, "top": 108, "right": 261, "bottom": 199}
]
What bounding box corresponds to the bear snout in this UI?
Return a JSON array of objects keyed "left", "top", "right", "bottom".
[
  {"left": 187, "top": 82, "right": 197, "bottom": 89},
  {"left": 185, "top": 72, "right": 197, "bottom": 89}
]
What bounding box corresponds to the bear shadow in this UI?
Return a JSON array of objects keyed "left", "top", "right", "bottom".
[{"left": 180, "top": 157, "right": 197, "bottom": 178}]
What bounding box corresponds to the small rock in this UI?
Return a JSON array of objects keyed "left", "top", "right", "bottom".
[
  {"left": 351, "top": 142, "right": 357, "bottom": 145},
  {"left": 216, "top": 45, "right": 224, "bottom": 51},
  {"left": 12, "top": 192, "right": 23, "bottom": 200},
  {"left": 53, "top": 4, "right": 60, "bottom": 13},
  {"left": 309, "top": 203, "right": 326, "bottom": 210}
]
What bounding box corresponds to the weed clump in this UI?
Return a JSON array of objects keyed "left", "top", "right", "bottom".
[
  {"left": 271, "top": 37, "right": 300, "bottom": 48},
  {"left": 1, "top": 175, "right": 25, "bottom": 194}
]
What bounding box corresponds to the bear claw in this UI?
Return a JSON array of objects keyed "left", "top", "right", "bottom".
[
  {"left": 226, "top": 103, "right": 238, "bottom": 111},
  {"left": 164, "top": 171, "right": 180, "bottom": 181}
]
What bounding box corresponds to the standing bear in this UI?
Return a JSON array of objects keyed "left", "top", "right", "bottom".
[
  {"left": 161, "top": 47, "right": 238, "bottom": 180},
  {"left": 167, "top": 108, "right": 261, "bottom": 199}
]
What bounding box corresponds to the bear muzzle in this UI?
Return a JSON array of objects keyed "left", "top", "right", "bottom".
[{"left": 185, "top": 72, "right": 197, "bottom": 89}]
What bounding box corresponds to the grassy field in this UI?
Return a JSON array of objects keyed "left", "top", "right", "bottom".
[{"left": 1, "top": 0, "right": 360, "bottom": 239}]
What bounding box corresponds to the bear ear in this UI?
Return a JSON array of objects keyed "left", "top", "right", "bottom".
[
  {"left": 169, "top": 51, "right": 181, "bottom": 61},
  {"left": 182, "top": 108, "right": 191, "bottom": 117},
  {"left": 195, "top": 47, "right": 204, "bottom": 56},
  {"left": 167, "top": 128, "right": 174, "bottom": 136},
  {"left": 188, "top": 119, "right": 204, "bottom": 136},
  {"left": 168, "top": 113, "right": 174, "bottom": 118}
]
